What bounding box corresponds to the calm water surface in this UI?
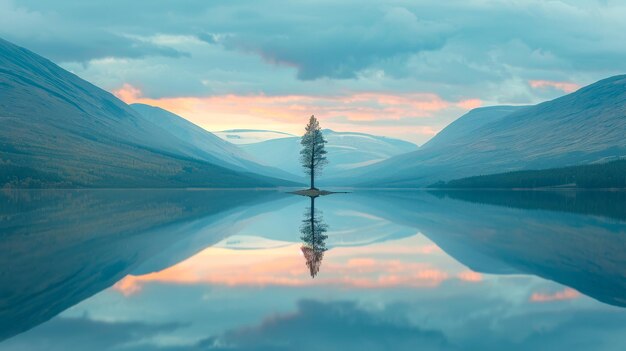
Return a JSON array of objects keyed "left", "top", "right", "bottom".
[{"left": 1, "top": 190, "right": 626, "bottom": 350}]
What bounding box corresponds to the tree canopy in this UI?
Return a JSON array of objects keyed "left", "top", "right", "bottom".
[{"left": 300, "top": 115, "right": 328, "bottom": 189}]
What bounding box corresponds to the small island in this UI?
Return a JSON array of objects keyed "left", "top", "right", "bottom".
[{"left": 290, "top": 189, "right": 338, "bottom": 197}]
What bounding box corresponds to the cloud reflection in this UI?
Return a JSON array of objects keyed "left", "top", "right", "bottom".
[
  {"left": 114, "top": 232, "right": 482, "bottom": 296},
  {"left": 210, "top": 300, "right": 455, "bottom": 351}
]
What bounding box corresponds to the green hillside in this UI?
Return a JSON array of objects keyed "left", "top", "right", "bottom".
[
  {"left": 431, "top": 160, "right": 626, "bottom": 189},
  {"left": 430, "top": 160, "right": 626, "bottom": 189}
]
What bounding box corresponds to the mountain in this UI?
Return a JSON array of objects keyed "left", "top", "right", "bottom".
[
  {"left": 214, "top": 129, "right": 296, "bottom": 144},
  {"left": 420, "top": 105, "right": 527, "bottom": 150},
  {"left": 236, "top": 129, "right": 418, "bottom": 177},
  {"left": 330, "top": 76, "right": 626, "bottom": 187},
  {"left": 130, "top": 104, "right": 301, "bottom": 182},
  {"left": 0, "top": 38, "right": 293, "bottom": 188}
]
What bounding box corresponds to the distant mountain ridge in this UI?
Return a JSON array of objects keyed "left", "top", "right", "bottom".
[
  {"left": 232, "top": 129, "right": 418, "bottom": 177},
  {"left": 327, "top": 75, "right": 626, "bottom": 187},
  {"left": 0, "top": 38, "right": 295, "bottom": 188},
  {"left": 214, "top": 129, "right": 296, "bottom": 145},
  {"left": 220, "top": 129, "right": 295, "bottom": 135}
]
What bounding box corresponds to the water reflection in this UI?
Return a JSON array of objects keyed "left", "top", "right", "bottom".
[
  {"left": 1, "top": 189, "right": 626, "bottom": 350},
  {"left": 433, "top": 189, "right": 626, "bottom": 221},
  {"left": 357, "top": 190, "right": 626, "bottom": 308},
  {"left": 300, "top": 196, "right": 328, "bottom": 278},
  {"left": 0, "top": 189, "right": 288, "bottom": 342}
]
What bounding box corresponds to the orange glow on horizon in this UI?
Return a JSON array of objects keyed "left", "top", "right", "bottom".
[
  {"left": 457, "top": 99, "right": 483, "bottom": 110},
  {"left": 112, "top": 84, "right": 481, "bottom": 142}
]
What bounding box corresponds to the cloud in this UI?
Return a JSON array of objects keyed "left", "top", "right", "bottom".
[
  {"left": 529, "top": 80, "right": 581, "bottom": 93},
  {"left": 530, "top": 288, "right": 580, "bottom": 302},
  {"left": 0, "top": 0, "right": 189, "bottom": 63},
  {"left": 29, "top": 35, "right": 189, "bottom": 63},
  {"left": 7, "top": 1, "right": 626, "bottom": 84},
  {"left": 212, "top": 6, "right": 450, "bottom": 80},
  {"left": 4, "top": 0, "right": 626, "bottom": 141}
]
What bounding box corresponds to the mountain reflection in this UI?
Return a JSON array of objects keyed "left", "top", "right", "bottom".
[
  {"left": 431, "top": 189, "right": 626, "bottom": 221},
  {"left": 0, "top": 189, "right": 286, "bottom": 342},
  {"left": 354, "top": 190, "right": 626, "bottom": 308},
  {"left": 300, "top": 196, "right": 328, "bottom": 278}
]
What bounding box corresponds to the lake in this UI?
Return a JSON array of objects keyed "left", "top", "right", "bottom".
[{"left": 1, "top": 189, "right": 625, "bottom": 350}]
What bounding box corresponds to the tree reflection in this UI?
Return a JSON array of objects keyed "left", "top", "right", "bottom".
[{"left": 300, "top": 196, "right": 328, "bottom": 278}]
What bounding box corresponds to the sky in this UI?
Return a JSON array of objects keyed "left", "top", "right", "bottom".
[{"left": 1, "top": 0, "right": 626, "bottom": 144}]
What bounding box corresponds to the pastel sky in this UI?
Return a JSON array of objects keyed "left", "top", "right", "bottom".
[{"left": 2, "top": 0, "right": 626, "bottom": 144}]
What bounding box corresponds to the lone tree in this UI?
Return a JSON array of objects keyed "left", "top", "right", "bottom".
[{"left": 300, "top": 115, "right": 328, "bottom": 190}]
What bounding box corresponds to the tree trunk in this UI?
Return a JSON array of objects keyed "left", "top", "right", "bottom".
[
  {"left": 310, "top": 196, "right": 315, "bottom": 231},
  {"left": 310, "top": 196, "right": 315, "bottom": 243},
  {"left": 310, "top": 139, "right": 316, "bottom": 190}
]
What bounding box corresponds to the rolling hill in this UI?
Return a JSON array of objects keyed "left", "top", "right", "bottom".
[{"left": 0, "top": 38, "right": 293, "bottom": 188}]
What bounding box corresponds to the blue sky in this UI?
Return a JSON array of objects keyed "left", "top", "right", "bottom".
[{"left": 1, "top": 0, "right": 625, "bottom": 143}]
